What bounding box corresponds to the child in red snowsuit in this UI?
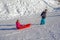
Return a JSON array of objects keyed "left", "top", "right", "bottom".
[{"left": 16, "top": 20, "right": 31, "bottom": 30}]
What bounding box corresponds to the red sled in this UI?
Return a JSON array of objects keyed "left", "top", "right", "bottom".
[{"left": 18, "top": 24, "right": 31, "bottom": 30}]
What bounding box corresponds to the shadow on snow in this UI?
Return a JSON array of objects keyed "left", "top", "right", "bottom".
[{"left": 0, "top": 28, "right": 17, "bottom": 30}]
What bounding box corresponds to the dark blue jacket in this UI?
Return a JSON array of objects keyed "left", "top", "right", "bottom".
[{"left": 41, "top": 11, "right": 46, "bottom": 18}]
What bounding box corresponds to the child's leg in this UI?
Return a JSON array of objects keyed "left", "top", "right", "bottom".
[
  {"left": 40, "top": 18, "right": 45, "bottom": 25},
  {"left": 43, "top": 18, "right": 45, "bottom": 24},
  {"left": 40, "top": 18, "right": 43, "bottom": 24}
]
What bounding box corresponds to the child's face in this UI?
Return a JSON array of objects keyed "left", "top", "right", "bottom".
[
  {"left": 17, "top": 20, "right": 19, "bottom": 22},
  {"left": 45, "top": 9, "right": 47, "bottom": 12}
]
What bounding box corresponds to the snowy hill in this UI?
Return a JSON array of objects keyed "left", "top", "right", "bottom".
[
  {"left": 0, "top": 0, "right": 60, "bottom": 40},
  {"left": 0, "top": 0, "right": 60, "bottom": 21}
]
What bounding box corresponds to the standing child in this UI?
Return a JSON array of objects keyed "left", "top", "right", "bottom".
[{"left": 40, "top": 9, "right": 47, "bottom": 25}]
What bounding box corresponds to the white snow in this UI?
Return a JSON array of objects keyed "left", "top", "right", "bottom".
[
  {"left": 0, "top": 11, "right": 60, "bottom": 40},
  {"left": 0, "top": 0, "right": 60, "bottom": 40},
  {"left": 0, "top": 0, "right": 60, "bottom": 20}
]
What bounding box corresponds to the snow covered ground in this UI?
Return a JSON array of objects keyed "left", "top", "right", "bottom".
[
  {"left": 0, "top": 11, "right": 60, "bottom": 40},
  {"left": 0, "top": 0, "right": 60, "bottom": 40}
]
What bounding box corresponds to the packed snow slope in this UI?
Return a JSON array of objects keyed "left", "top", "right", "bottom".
[{"left": 0, "top": 0, "right": 60, "bottom": 20}]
